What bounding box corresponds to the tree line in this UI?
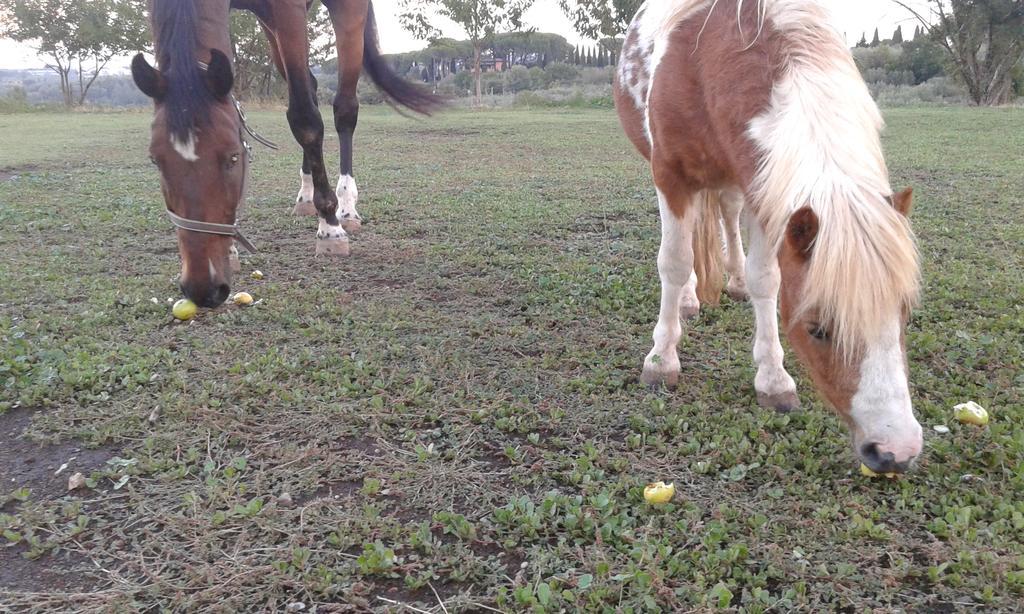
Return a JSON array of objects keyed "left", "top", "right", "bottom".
[{"left": 0, "top": 0, "right": 1021, "bottom": 107}]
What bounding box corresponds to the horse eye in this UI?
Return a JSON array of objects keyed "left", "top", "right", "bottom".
[
  {"left": 808, "top": 325, "right": 830, "bottom": 341},
  {"left": 149, "top": 156, "right": 158, "bottom": 166}
]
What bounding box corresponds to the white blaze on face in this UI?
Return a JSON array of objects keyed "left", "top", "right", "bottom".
[
  {"left": 849, "top": 319, "right": 922, "bottom": 463},
  {"left": 171, "top": 131, "right": 199, "bottom": 162}
]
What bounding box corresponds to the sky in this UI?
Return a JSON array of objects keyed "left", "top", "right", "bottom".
[{"left": 0, "top": 0, "right": 928, "bottom": 71}]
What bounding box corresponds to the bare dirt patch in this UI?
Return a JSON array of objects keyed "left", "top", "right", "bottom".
[
  {"left": 0, "top": 408, "right": 118, "bottom": 594},
  {"left": 1, "top": 408, "right": 118, "bottom": 507},
  {"left": 0, "top": 547, "right": 96, "bottom": 594}
]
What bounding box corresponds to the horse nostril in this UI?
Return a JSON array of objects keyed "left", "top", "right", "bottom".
[
  {"left": 860, "top": 442, "right": 903, "bottom": 474},
  {"left": 214, "top": 284, "right": 230, "bottom": 305}
]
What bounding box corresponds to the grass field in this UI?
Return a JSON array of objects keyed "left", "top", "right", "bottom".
[{"left": 1, "top": 105, "right": 1022, "bottom": 612}]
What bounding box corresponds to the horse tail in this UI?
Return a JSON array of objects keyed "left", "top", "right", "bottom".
[
  {"left": 362, "top": 1, "right": 443, "bottom": 114},
  {"left": 693, "top": 190, "right": 725, "bottom": 307},
  {"left": 152, "top": 0, "right": 212, "bottom": 141}
]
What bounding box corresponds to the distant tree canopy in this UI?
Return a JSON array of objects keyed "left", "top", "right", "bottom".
[
  {"left": 0, "top": 0, "right": 149, "bottom": 106},
  {"left": 230, "top": 1, "right": 333, "bottom": 101},
  {"left": 559, "top": 0, "right": 641, "bottom": 38},
  {"left": 895, "top": 0, "right": 1024, "bottom": 105},
  {"left": 374, "top": 31, "right": 573, "bottom": 92},
  {"left": 491, "top": 32, "right": 572, "bottom": 67},
  {"left": 853, "top": 34, "right": 947, "bottom": 86},
  {"left": 398, "top": 0, "right": 534, "bottom": 104}
]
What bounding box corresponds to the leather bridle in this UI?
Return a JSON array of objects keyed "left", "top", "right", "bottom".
[{"left": 167, "top": 208, "right": 259, "bottom": 253}]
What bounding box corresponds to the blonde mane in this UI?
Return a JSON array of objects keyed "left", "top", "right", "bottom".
[
  {"left": 658, "top": 0, "right": 920, "bottom": 355},
  {"left": 746, "top": 0, "right": 919, "bottom": 355}
]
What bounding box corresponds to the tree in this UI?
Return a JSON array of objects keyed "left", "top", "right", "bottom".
[
  {"left": 893, "top": 0, "right": 1024, "bottom": 105},
  {"left": 0, "top": 0, "right": 149, "bottom": 107},
  {"left": 902, "top": 36, "right": 947, "bottom": 82},
  {"left": 492, "top": 31, "right": 570, "bottom": 68},
  {"left": 871, "top": 27, "right": 881, "bottom": 46},
  {"left": 892, "top": 24, "right": 904, "bottom": 44},
  {"left": 857, "top": 32, "right": 869, "bottom": 47},
  {"left": 559, "top": 0, "right": 641, "bottom": 38},
  {"left": 232, "top": 1, "right": 333, "bottom": 101},
  {"left": 399, "top": 0, "right": 534, "bottom": 104}
]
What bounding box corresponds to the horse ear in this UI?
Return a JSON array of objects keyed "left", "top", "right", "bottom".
[
  {"left": 785, "top": 207, "right": 819, "bottom": 260},
  {"left": 890, "top": 187, "right": 913, "bottom": 217},
  {"left": 204, "top": 49, "right": 234, "bottom": 100},
  {"left": 131, "top": 54, "right": 166, "bottom": 100}
]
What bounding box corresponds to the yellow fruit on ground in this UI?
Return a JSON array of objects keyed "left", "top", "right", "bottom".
[
  {"left": 233, "top": 292, "right": 254, "bottom": 306},
  {"left": 251, "top": 270, "right": 264, "bottom": 280},
  {"left": 953, "top": 402, "right": 989, "bottom": 426},
  {"left": 860, "top": 464, "right": 897, "bottom": 479},
  {"left": 643, "top": 481, "right": 675, "bottom": 504},
  {"left": 172, "top": 298, "right": 197, "bottom": 321}
]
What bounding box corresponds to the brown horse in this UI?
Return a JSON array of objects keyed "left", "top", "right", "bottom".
[
  {"left": 132, "top": 0, "right": 438, "bottom": 307},
  {"left": 615, "top": 0, "right": 923, "bottom": 474}
]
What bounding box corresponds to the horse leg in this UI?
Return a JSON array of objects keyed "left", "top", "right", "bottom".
[
  {"left": 679, "top": 270, "right": 700, "bottom": 320},
  {"left": 258, "top": 18, "right": 317, "bottom": 217},
  {"left": 294, "top": 153, "right": 316, "bottom": 216},
  {"left": 323, "top": 0, "right": 367, "bottom": 234},
  {"left": 721, "top": 188, "right": 748, "bottom": 301},
  {"left": 229, "top": 244, "right": 241, "bottom": 273},
  {"left": 266, "top": 3, "right": 348, "bottom": 255},
  {"left": 641, "top": 180, "right": 699, "bottom": 389},
  {"left": 746, "top": 217, "right": 799, "bottom": 410},
  {"left": 293, "top": 72, "right": 321, "bottom": 218}
]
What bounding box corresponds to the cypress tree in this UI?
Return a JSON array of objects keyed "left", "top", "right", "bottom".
[
  {"left": 870, "top": 28, "right": 880, "bottom": 47},
  {"left": 892, "top": 25, "right": 903, "bottom": 44},
  {"left": 856, "top": 32, "right": 868, "bottom": 48}
]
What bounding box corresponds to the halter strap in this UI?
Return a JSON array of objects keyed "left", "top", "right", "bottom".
[
  {"left": 167, "top": 209, "right": 259, "bottom": 253},
  {"left": 233, "top": 97, "right": 279, "bottom": 150},
  {"left": 196, "top": 59, "right": 280, "bottom": 153}
]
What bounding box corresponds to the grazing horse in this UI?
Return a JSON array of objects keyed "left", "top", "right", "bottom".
[
  {"left": 615, "top": 0, "right": 923, "bottom": 473},
  {"left": 131, "top": 0, "right": 439, "bottom": 307}
]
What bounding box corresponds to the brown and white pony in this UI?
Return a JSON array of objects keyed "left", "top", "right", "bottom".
[
  {"left": 615, "top": 0, "right": 923, "bottom": 473},
  {"left": 132, "top": 0, "right": 439, "bottom": 307}
]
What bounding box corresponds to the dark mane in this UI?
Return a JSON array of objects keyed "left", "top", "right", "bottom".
[{"left": 153, "top": 0, "right": 211, "bottom": 141}]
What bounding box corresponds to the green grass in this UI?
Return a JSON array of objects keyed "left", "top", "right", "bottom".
[{"left": 1, "top": 105, "right": 1022, "bottom": 612}]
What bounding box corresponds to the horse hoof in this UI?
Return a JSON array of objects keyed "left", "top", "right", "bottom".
[
  {"left": 341, "top": 217, "right": 362, "bottom": 234},
  {"left": 757, "top": 390, "right": 800, "bottom": 412},
  {"left": 641, "top": 367, "right": 678, "bottom": 390},
  {"left": 680, "top": 304, "right": 700, "bottom": 320},
  {"left": 316, "top": 237, "right": 351, "bottom": 257},
  {"left": 726, "top": 285, "right": 749, "bottom": 302},
  {"left": 293, "top": 200, "right": 317, "bottom": 216}
]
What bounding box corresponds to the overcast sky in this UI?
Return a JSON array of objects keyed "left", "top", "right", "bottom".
[{"left": 0, "top": 0, "right": 927, "bottom": 71}]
